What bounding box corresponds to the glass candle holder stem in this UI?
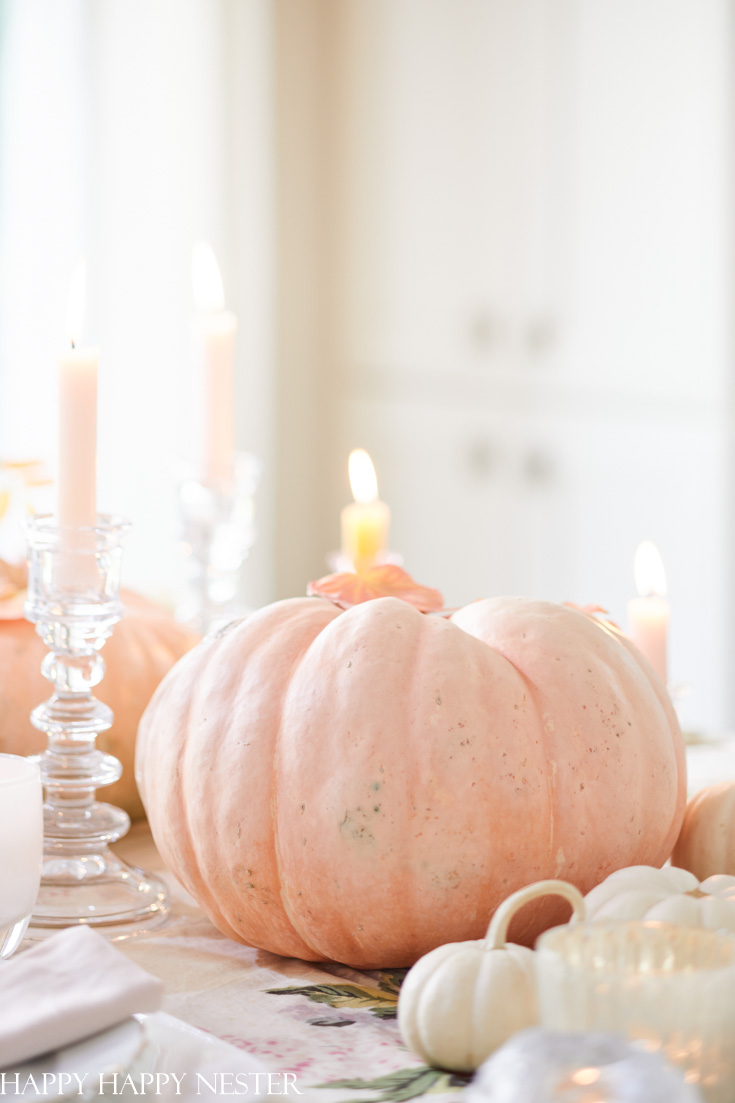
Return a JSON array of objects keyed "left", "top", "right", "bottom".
[
  {"left": 31, "top": 618, "right": 128, "bottom": 862},
  {"left": 24, "top": 515, "right": 169, "bottom": 938},
  {"left": 177, "top": 451, "right": 261, "bottom": 635}
]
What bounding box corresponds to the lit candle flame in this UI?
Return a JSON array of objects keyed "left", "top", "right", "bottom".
[
  {"left": 191, "top": 241, "right": 225, "bottom": 312},
  {"left": 348, "top": 449, "right": 379, "bottom": 504},
  {"left": 571, "top": 1068, "right": 601, "bottom": 1087},
  {"left": 634, "top": 540, "right": 667, "bottom": 598},
  {"left": 66, "top": 259, "right": 86, "bottom": 348}
]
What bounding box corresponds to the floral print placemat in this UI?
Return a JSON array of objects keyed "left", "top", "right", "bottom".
[{"left": 116, "top": 825, "right": 467, "bottom": 1103}]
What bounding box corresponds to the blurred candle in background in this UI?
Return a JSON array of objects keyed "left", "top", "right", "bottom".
[
  {"left": 341, "top": 449, "right": 390, "bottom": 573},
  {"left": 627, "top": 540, "right": 670, "bottom": 685},
  {"left": 191, "top": 242, "right": 237, "bottom": 484},
  {"left": 57, "top": 260, "right": 97, "bottom": 528}
]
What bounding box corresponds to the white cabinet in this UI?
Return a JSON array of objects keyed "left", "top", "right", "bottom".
[
  {"left": 329, "top": 0, "right": 573, "bottom": 376},
  {"left": 329, "top": 0, "right": 729, "bottom": 400},
  {"left": 321, "top": 0, "right": 732, "bottom": 730},
  {"left": 564, "top": 0, "right": 730, "bottom": 403}
]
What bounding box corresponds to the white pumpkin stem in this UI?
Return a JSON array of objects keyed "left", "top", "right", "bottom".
[{"left": 484, "top": 878, "right": 587, "bottom": 950}]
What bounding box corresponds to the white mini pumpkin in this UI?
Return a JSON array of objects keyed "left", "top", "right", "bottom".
[
  {"left": 397, "top": 879, "right": 585, "bottom": 1073},
  {"left": 583, "top": 864, "right": 735, "bottom": 931}
]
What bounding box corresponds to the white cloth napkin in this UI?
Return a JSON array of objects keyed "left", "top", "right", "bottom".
[{"left": 0, "top": 925, "right": 163, "bottom": 1067}]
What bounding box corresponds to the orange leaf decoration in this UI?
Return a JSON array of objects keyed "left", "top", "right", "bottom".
[{"left": 308, "top": 564, "right": 444, "bottom": 613}]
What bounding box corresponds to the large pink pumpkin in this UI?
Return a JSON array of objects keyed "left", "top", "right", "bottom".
[{"left": 136, "top": 595, "right": 686, "bottom": 967}]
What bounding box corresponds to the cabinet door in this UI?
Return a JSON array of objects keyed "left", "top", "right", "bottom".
[
  {"left": 333, "top": 396, "right": 727, "bottom": 731},
  {"left": 563, "top": 0, "right": 729, "bottom": 403},
  {"left": 329, "top": 0, "right": 571, "bottom": 375}
]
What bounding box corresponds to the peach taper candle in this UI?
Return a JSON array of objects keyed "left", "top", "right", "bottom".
[{"left": 627, "top": 539, "right": 670, "bottom": 685}]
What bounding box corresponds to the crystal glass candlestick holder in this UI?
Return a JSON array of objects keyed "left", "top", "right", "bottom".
[
  {"left": 24, "top": 514, "right": 169, "bottom": 938},
  {"left": 177, "top": 451, "right": 261, "bottom": 634}
]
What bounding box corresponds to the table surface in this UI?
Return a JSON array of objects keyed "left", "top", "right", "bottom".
[{"left": 113, "top": 824, "right": 464, "bottom": 1103}]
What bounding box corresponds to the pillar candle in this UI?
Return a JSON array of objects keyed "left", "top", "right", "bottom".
[
  {"left": 340, "top": 449, "right": 390, "bottom": 573},
  {"left": 191, "top": 242, "right": 237, "bottom": 484},
  {"left": 627, "top": 540, "right": 669, "bottom": 685}
]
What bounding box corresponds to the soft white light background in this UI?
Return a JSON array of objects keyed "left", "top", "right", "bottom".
[
  {"left": 0, "top": 0, "right": 733, "bottom": 731},
  {"left": 0, "top": 0, "right": 276, "bottom": 607}
]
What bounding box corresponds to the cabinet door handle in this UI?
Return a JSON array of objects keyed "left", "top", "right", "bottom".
[
  {"left": 467, "top": 310, "right": 505, "bottom": 356},
  {"left": 525, "top": 318, "right": 558, "bottom": 359},
  {"left": 522, "top": 450, "right": 556, "bottom": 485},
  {"left": 466, "top": 439, "right": 499, "bottom": 479}
]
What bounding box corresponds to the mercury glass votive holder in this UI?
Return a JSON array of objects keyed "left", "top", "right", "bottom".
[
  {"left": 177, "top": 451, "right": 261, "bottom": 634},
  {"left": 0, "top": 754, "right": 42, "bottom": 958},
  {"left": 536, "top": 920, "right": 735, "bottom": 1103},
  {"left": 23, "top": 514, "right": 169, "bottom": 938}
]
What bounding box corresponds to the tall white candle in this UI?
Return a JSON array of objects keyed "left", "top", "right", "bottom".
[
  {"left": 58, "top": 261, "right": 98, "bottom": 528},
  {"left": 627, "top": 540, "right": 670, "bottom": 685},
  {"left": 191, "top": 242, "right": 237, "bottom": 484}
]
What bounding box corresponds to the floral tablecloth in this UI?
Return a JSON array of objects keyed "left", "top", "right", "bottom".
[{"left": 114, "top": 825, "right": 466, "bottom": 1103}]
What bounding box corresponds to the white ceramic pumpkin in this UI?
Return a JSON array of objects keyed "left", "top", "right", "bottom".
[
  {"left": 397, "top": 879, "right": 585, "bottom": 1073},
  {"left": 583, "top": 864, "right": 735, "bottom": 931}
]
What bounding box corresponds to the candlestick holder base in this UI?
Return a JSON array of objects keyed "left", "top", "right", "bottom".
[
  {"left": 24, "top": 515, "right": 169, "bottom": 941},
  {"left": 325, "top": 549, "right": 404, "bottom": 574},
  {"left": 177, "top": 452, "right": 261, "bottom": 635}
]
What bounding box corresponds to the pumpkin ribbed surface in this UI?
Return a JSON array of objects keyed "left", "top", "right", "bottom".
[
  {"left": 136, "top": 595, "right": 686, "bottom": 967},
  {"left": 672, "top": 781, "right": 735, "bottom": 880}
]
